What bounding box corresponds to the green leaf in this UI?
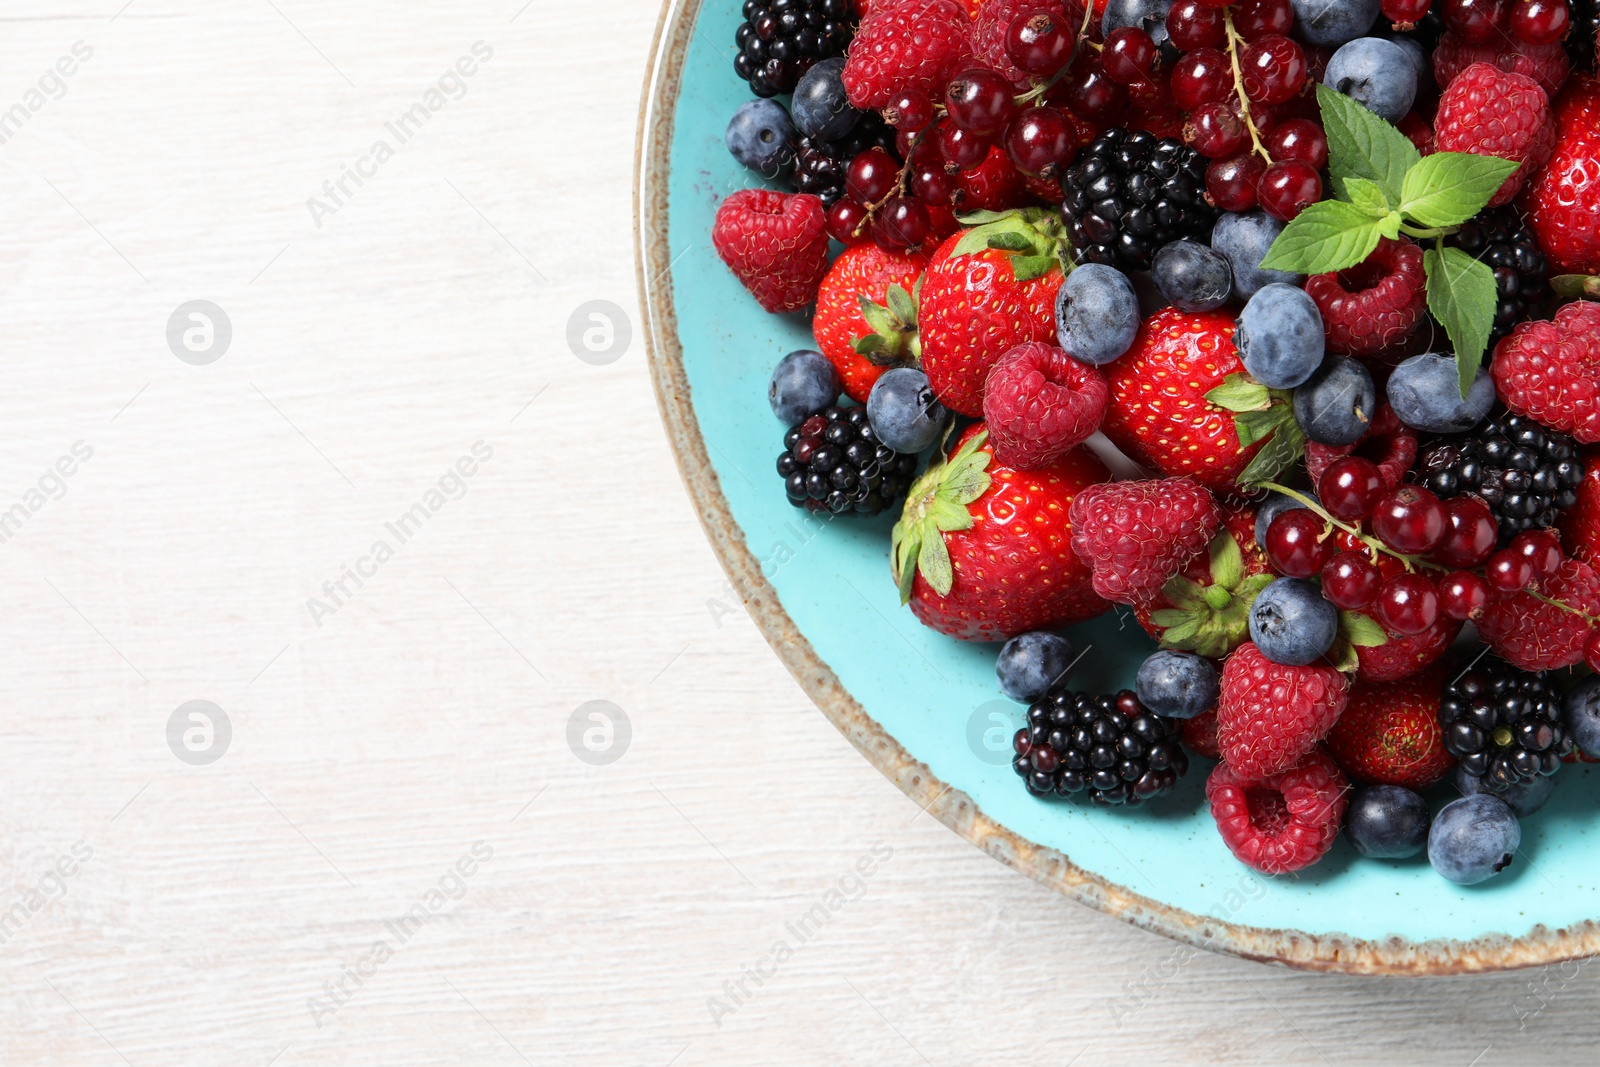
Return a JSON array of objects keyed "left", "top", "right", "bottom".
[
  {"left": 1149, "top": 608, "right": 1192, "bottom": 628},
  {"left": 1208, "top": 529, "right": 1244, "bottom": 591},
  {"left": 1376, "top": 211, "right": 1402, "bottom": 240},
  {"left": 1339, "top": 610, "right": 1389, "bottom": 648},
  {"left": 894, "top": 533, "right": 918, "bottom": 602},
  {"left": 917, "top": 529, "right": 953, "bottom": 596},
  {"left": 1009, "top": 254, "right": 1059, "bottom": 281},
  {"left": 885, "top": 283, "right": 915, "bottom": 325},
  {"left": 1159, "top": 616, "right": 1203, "bottom": 647},
  {"left": 1344, "top": 178, "right": 1392, "bottom": 217},
  {"left": 986, "top": 230, "right": 1035, "bottom": 252},
  {"left": 1423, "top": 244, "right": 1497, "bottom": 397},
  {"left": 1551, "top": 273, "right": 1600, "bottom": 302},
  {"left": 1318, "top": 83, "right": 1421, "bottom": 203},
  {"left": 1160, "top": 576, "right": 1208, "bottom": 611},
  {"left": 1236, "top": 416, "right": 1307, "bottom": 487},
  {"left": 1234, "top": 406, "right": 1288, "bottom": 448},
  {"left": 1328, "top": 637, "right": 1360, "bottom": 675},
  {"left": 1204, "top": 373, "right": 1272, "bottom": 413},
  {"left": 1259, "top": 199, "right": 1386, "bottom": 274},
  {"left": 1399, "top": 151, "right": 1520, "bottom": 229}
]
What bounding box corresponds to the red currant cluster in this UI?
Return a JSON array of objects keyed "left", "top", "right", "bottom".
[{"left": 1384, "top": 0, "right": 1569, "bottom": 44}]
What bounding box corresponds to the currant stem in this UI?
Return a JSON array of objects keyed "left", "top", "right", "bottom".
[
  {"left": 1222, "top": 8, "right": 1274, "bottom": 166},
  {"left": 1528, "top": 588, "right": 1600, "bottom": 626},
  {"left": 1256, "top": 481, "right": 1448, "bottom": 573}
]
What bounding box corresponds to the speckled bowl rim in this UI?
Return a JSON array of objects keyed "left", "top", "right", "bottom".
[{"left": 632, "top": 0, "right": 1600, "bottom": 975}]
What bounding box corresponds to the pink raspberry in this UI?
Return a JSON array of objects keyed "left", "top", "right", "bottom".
[
  {"left": 841, "top": 0, "right": 974, "bottom": 109},
  {"left": 1434, "top": 63, "right": 1556, "bottom": 207},
  {"left": 1207, "top": 748, "right": 1350, "bottom": 874},
  {"left": 1303, "top": 238, "right": 1427, "bottom": 357},
  {"left": 1492, "top": 300, "right": 1600, "bottom": 443},
  {"left": 711, "top": 190, "right": 830, "bottom": 313},
  {"left": 982, "top": 342, "right": 1108, "bottom": 469},
  {"left": 1067, "top": 477, "right": 1222, "bottom": 607},
  {"left": 1215, "top": 642, "right": 1351, "bottom": 782},
  {"left": 1433, "top": 30, "right": 1570, "bottom": 98},
  {"left": 1479, "top": 559, "right": 1600, "bottom": 670}
]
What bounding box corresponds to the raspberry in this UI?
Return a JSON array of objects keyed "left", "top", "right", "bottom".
[
  {"left": 1067, "top": 477, "right": 1223, "bottom": 606},
  {"left": 973, "top": 0, "right": 1067, "bottom": 87},
  {"left": 1206, "top": 748, "right": 1350, "bottom": 874},
  {"left": 1524, "top": 75, "right": 1600, "bottom": 275},
  {"left": 983, "top": 342, "right": 1109, "bottom": 469},
  {"left": 1304, "top": 404, "right": 1417, "bottom": 491},
  {"left": 1492, "top": 299, "right": 1600, "bottom": 443},
  {"left": 1354, "top": 615, "right": 1462, "bottom": 682},
  {"left": 711, "top": 189, "right": 832, "bottom": 313},
  {"left": 1433, "top": 29, "right": 1571, "bottom": 98},
  {"left": 841, "top": 0, "right": 975, "bottom": 109},
  {"left": 1478, "top": 558, "right": 1600, "bottom": 669},
  {"left": 1303, "top": 238, "right": 1427, "bottom": 357},
  {"left": 1215, "top": 641, "right": 1351, "bottom": 781},
  {"left": 1434, "top": 63, "right": 1556, "bottom": 207}
]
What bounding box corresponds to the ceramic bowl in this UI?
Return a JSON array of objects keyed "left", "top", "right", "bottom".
[{"left": 634, "top": 0, "right": 1600, "bottom": 974}]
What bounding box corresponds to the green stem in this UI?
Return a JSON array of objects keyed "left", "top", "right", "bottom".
[
  {"left": 1256, "top": 481, "right": 1448, "bottom": 573},
  {"left": 1529, "top": 588, "right": 1600, "bottom": 625},
  {"left": 1399, "top": 222, "right": 1460, "bottom": 240}
]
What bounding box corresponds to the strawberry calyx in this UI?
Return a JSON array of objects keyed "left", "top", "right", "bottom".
[
  {"left": 1326, "top": 610, "right": 1390, "bottom": 675},
  {"left": 1550, "top": 273, "right": 1600, "bottom": 302},
  {"left": 851, "top": 278, "right": 922, "bottom": 367},
  {"left": 951, "top": 207, "right": 1073, "bottom": 282},
  {"left": 1147, "top": 529, "right": 1272, "bottom": 658},
  {"left": 1203, "top": 373, "right": 1307, "bottom": 487},
  {"left": 891, "top": 429, "right": 993, "bottom": 602}
]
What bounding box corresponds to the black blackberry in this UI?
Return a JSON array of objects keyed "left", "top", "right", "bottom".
[
  {"left": 1415, "top": 413, "right": 1585, "bottom": 544},
  {"left": 790, "top": 113, "right": 898, "bottom": 204},
  {"left": 1012, "top": 689, "right": 1189, "bottom": 806},
  {"left": 734, "top": 0, "right": 854, "bottom": 97},
  {"left": 1569, "top": 0, "right": 1598, "bottom": 72},
  {"left": 1439, "top": 654, "right": 1570, "bottom": 792},
  {"left": 777, "top": 406, "right": 918, "bottom": 515},
  {"left": 1447, "top": 209, "right": 1552, "bottom": 346},
  {"left": 1060, "top": 127, "right": 1215, "bottom": 271}
]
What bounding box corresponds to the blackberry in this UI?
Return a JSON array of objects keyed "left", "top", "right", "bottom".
[
  {"left": 776, "top": 406, "right": 918, "bottom": 515},
  {"left": 1415, "top": 413, "right": 1585, "bottom": 544},
  {"left": 1060, "top": 128, "right": 1215, "bottom": 271},
  {"left": 1439, "top": 654, "right": 1569, "bottom": 793},
  {"left": 1012, "top": 688, "right": 1189, "bottom": 806},
  {"left": 1569, "top": 0, "right": 1598, "bottom": 72},
  {"left": 1447, "top": 209, "right": 1552, "bottom": 346},
  {"left": 734, "top": 0, "right": 854, "bottom": 97},
  {"left": 790, "top": 114, "right": 898, "bottom": 204}
]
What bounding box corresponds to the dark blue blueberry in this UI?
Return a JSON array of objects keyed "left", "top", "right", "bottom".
[
  {"left": 1151, "top": 239, "right": 1233, "bottom": 312},
  {"left": 1235, "top": 283, "right": 1326, "bottom": 389},
  {"left": 1453, "top": 764, "right": 1556, "bottom": 818},
  {"left": 768, "top": 349, "right": 840, "bottom": 424},
  {"left": 1135, "top": 650, "right": 1218, "bottom": 719},
  {"left": 791, "top": 58, "right": 861, "bottom": 142},
  {"left": 1564, "top": 675, "right": 1600, "bottom": 760},
  {"left": 1211, "top": 211, "right": 1302, "bottom": 300},
  {"left": 1428, "top": 794, "right": 1520, "bottom": 885},
  {"left": 726, "top": 98, "right": 797, "bottom": 177},
  {"left": 866, "top": 367, "right": 948, "bottom": 453},
  {"left": 1248, "top": 577, "right": 1338, "bottom": 666},
  {"left": 1290, "top": 0, "right": 1380, "bottom": 47},
  {"left": 1102, "top": 0, "right": 1174, "bottom": 48},
  {"left": 1294, "top": 355, "right": 1376, "bottom": 446},
  {"left": 996, "top": 632, "right": 1076, "bottom": 702},
  {"left": 1324, "top": 38, "right": 1418, "bottom": 122},
  {"left": 1055, "top": 263, "right": 1140, "bottom": 366},
  {"left": 1346, "top": 785, "right": 1430, "bottom": 859},
  {"left": 1387, "top": 353, "right": 1497, "bottom": 433}
]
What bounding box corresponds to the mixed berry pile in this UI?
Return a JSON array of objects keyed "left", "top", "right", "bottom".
[{"left": 713, "top": 0, "right": 1600, "bottom": 885}]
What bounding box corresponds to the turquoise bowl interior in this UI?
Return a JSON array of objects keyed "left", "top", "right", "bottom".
[{"left": 637, "top": 0, "right": 1600, "bottom": 974}]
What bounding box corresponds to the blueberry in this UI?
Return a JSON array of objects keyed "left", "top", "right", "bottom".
[
  {"left": 1102, "top": 0, "right": 1173, "bottom": 49},
  {"left": 1211, "top": 211, "right": 1303, "bottom": 300},
  {"left": 726, "top": 98, "right": 797, "bottom": 177},
  {"left": 1428, "top": 794, "right": 1521, "bottom": 885},
  {"left": 1390, "top": 36, "right": 1432, "bottom": 94},
  {"left": 791, "top": 58, "right": 860, "bottom": 142},
  {"left": 1324, "top": 38, "right": 1418, "bottom": 122},
  {"left": 1386, "top": 353, "right": 1497, "bottom": 433},
  {"left": 1346, "top": 785, "right": 1430, "bottom": 859},
  {"left": 996, "top": 632, "right": 1076, "bottom": 702},
  {"left": 1565, "top": 675, "right": 1600, "bottom": 761},
  {"left": 1254, "top": 487, "right": 1312, "bottom": 551},
  {"left": 1453, "top": 764, "right": 1557, "bottom": 818},
  {"left": 1293, "top": 355, "right": 1376, "bottom": 446},
  {"left": 1248, "top": 577, "right": 1338, "bottom": 666},
  {"left": 1056, "top": 263, "right": 1140, "bottom": 366},
  {"left": 1151, "top": 239, "right": 1233, "bottom": 312},
  {"left": 1235, "top": 283, "right": 1326, "bottom": 390},
  {"left": 1135, "top": 650, "right": 1219, "bottom": 719},
  {"left": 866, "top": 367, "right": 949, "bottom": 453},
  {"left": 769, "top": 350, "right": 840, "bottom": 424},
  {"left": 1290, "top": 0, "right": 1380, "bottom": 47}
]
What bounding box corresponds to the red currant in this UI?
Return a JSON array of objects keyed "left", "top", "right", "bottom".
[
  {"left": 1585, "top": 628, "right": 1600, "bottom": 673},
  {"left": 1266, "top": 119, "right": 1328, "bottom": 169},
  {"left": 826, "top": 198, "right": 867, "bottom": 242},
  {"left": 1382, "top": 0, "right": 1433, "bottom": 24},
  {"left": 938, "top": 122, "right": 992, "bottom": 171},
  {"left": 1258, "top": 160, "right": 1323, "bottom": 220},
  {"left": 1486, "top": 549, "right": 1535, "bottom": 592},
  {"left": 1234, "top": 0, "right": 1295, "bottom": 37},
  {"left": 1510, "top": 529, "right": 1564, "bottom": 579},
  {"left": 1322, "top": 552, "right": 1383, "bottom": 610},
  {"left": 927, "top": 203, "right": 959, "bottom": 240},
  {"left": 1440, "top": 571, "right": 1491, "bottom": 621},
  {"left": 1510, "top": 0, "right": 1571, "bottom": 43},
  {"left": 845, "top": 147, "right": 898, "bottom": 204},
  {"left": 1443, "top": 0, "right": 1510, "bottom": 42},
  {"left": 1375, "top": 573, "right": 1440, "bottom": 635},
  {"left": 1266, "top": 509, "right": 1335, "bottom": 578},
  {"left": 1104, "top": 27, "right": 1159, "bottom": 85},
  {"left": 1206, "top": 153, "right": 1265, "bottom": 211},
  {"left": 1185, "top": 102, "right": 1250, "bottom": 158},
  {"left": 945, "top": 68, "right": 1018, "bottom": 136},
  {"left": 1006, "top": 106, "right": 1079, "bottom": 177},
  {"left": 1064, "top": 58, "right": 1129, "bottom": 123},
  {"left": 911, "top": 163, "right": 958, "bottom": 205},
  {"left": 1319, "top": 457, "right": 1386, "bottom": 521},
  {"left": 885, "top": 91, "right": 935, "bottom": 132},
  {"left": 1241, "top": 35, "right": 1307, "bottom": 105},
  {"left": 1167, "top": 0, "right": 1227, "bottom": 49},
  {"left": 1432, "top": 496, "right": 1498, "bottom": 568},
  {"left": 1371, "top": 486, "right": 1447, "bottom": 554},
  {"left": 1170, "top": 48, "right": 1233, "bottom": 110},
  {"left": 1006, "top": 11, "right": 1077, "bottom": 76},
  {"left": 873, "top": 196, "right": 932, "bottom": 251}
]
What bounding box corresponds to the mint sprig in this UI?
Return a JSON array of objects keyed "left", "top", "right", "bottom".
[{"left": 1261, "top": 84, "right": 1518, "bottom": 397}]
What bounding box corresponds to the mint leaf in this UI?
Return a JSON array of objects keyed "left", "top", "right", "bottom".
[
  {"left": 1376, "top": 211, "right": 1402, "bottom": 240},
  {"left": 1399, "top": 151, "right": 1520, "bottom": 228},
  {"left": 1423, "top": 244, "right": 1497, "bottom": 397},
  {"left": 1318, "top": 83, "right": 1421, "bottom": 204},
  {"left": 1259, "top": 199, "right": 1385, "bottom": 274},
  {"left": 1344, "top": 178, "right": 1392, "bottom": 217}
]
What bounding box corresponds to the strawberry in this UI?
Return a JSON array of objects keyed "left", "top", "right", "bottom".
[
  {"left": 918, "top": 210, "right": 1069, "bottom": 417},
  {"left": 1325, "top": 665, "right": 1455, "bottom": 789},
  {"left": 955, "top": 145, "right": 1029, "bottom": 212},
  {"left": 890, "top": 423, "right": 1109, "bottom": 641},
  {"left": 842, "top": 0, "right": 974, "bottom": 109},
  {"left": 1215, "top": 641, "right": 1351, "bottom": 782},
  {"left": 712, "top": 189, "right": 831, "bottom": 314},
  {"left": 1491, "top": 299, "right": 1600, "bottom": 443},
  {"left": 1434, "top": 63, "right": 1556, "bottom": 208},
  {"left": 812, "top": 242, "right": 932, "bottom": 403},
  {"left": 1068, "top": 477, "right": 1223, "bottom": 607},
  {"left": 1523, "top": 75, "right": 1600, "bottom": 275},
  {"left": 1136, "top": 503, "right": 1275, "bottom": 659},
  {"left": 1100, "top": 309, "right": 1304, "bottom": 492},
  {"left": 1558, "top": 445, "right": 1600, "bottom": 566},
  {"left": 1478, "top": 558, "right": 1600, "bottom": 670},
  {"left": 1354, "top": 615, "right": 1462, "bottom": 683}
]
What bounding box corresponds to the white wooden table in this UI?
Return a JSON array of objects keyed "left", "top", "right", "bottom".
[{"left": 0, "top": 1, "right": 1592, "bottom": 1063}]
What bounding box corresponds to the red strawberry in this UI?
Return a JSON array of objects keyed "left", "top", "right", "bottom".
[
  {"left": 1434, "top": 63, "right": 1556, "bottom": 208},
  {"left": 842, "top": 0, "right": 974, "bottom": 109},
  {"left": 812, "top": 242, "right": 932, "bottom": 402},
  {"left": 1207, "top": 748, "right": 1349, "bottom": 874},
  {"left": 1478, "top": 558, "right": 1600, "bottom": 670},
  {"left": 982, "top": 342, "right": 1107, "bottom": 469},
  {"left": 1135, "top": 502, "right": 1275, "bottom": 658},
  {"left": 1491, "top": 299, "right": 1600, "bottom": 442},
  {"left": 1433, "top": 30, "right": 1569, "bottom": 98},
  {"left": 1523, "top": 75, "right": 1600, "bottom": 274},
  {"left": 1325, "top": 665, "right": 1455, "bottom": 789},
  {"left": 919, "top": 211, "right": 1068, "bottom": 417},
  {"left": 891, "top": 423, "right": 1110, "bottom": 641},
  {"left": 1304, "top": 404, "right": 1417, "bottom": 491},
  {"left": 1216, "top": 641, "right": 1352, "bottom": 782},
  {"left": 1558, "top": 445, "right": 1600, "bottom": 566},
  {"left": 1068, "top": 478, "right": 1223, "bottom": 607},
  {"left": 1354, "top": 614, "right": 1462, "bottom": 683},
  {"left": 712, "top": 190, "right": 831, "bottom": 313}
]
